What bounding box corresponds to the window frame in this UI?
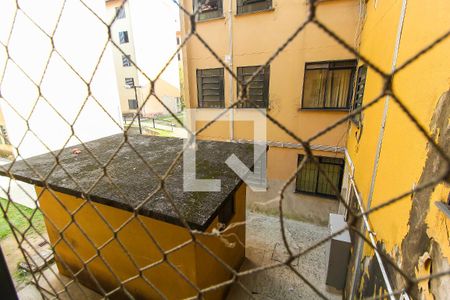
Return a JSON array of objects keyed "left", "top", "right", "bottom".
[
  {"left": 128, "top": 99, "right": 138, "bottom": 109},
  {"left": 119, "top": 31, "right": 129, "bottom": 44},
  {"left": 295, "top": 155, "right": 345, "bottom": 199},
  {"left": 351, "top": 64, "right": 368, "bottom": 125},
  {"left": 236, "top": 65, "right": 270, "bottom": 108},
  {"left": 122, "top": 55, "right": 132, "bottom": 67},
  {"left": 237, "top": 0, "right": 272, "bottom": 15},
  {"left": 196, "top": 68, "right": 225, "bottom": 108},
  {"left": 194, "top": 0, "right": 223, "bottom": 21},
  {"left": 115, "top": 6, "right": 126, "bottom": 19},
  {"left": 301, "top": 59, "right": 357, "bottom": 110}
]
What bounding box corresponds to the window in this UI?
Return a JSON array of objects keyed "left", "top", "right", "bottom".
[
  {"left": 125, "top": 77, "right": 134, "bottom": 87},
  {"left": 128, "top": 99, "right": 138, "bottom": 109},
  {"left": 0, "top": 126, "right": 10, "bottom": 145},
  {"left": 122, "top": 55, "right": 131, "bottom": 67},
  {"left": 302, "top": 60, "right": 357, "bottom": 109},
  {"left": 295, "top": 155, "right": 344, "bottom": 198},
  {"left": 237, "top": 65, "right": 270, "bottom": 108},
  {"left": 119, "top": 31, "right": 129, "bottom": 44},
  {"left": 352, "top": 65, "right": 367, "bottom": 124},
  {"left": 197, "top": 68, "right": 225, "bottom": 108},
  {"left": 194, "top": 0, "right": 223, "bottom": 21},
  {"left": 115, "top": 6, "right": 126, "bottom": 19},
  {"left": 237, "top": 0, "right": 272, "bottom": 15}
]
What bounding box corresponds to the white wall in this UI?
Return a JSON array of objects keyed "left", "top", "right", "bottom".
[{"left": 128, "top": 0, "right": 181, "bottom": 89}]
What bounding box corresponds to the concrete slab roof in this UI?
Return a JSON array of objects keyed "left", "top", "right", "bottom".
[{"left": 1, "top": 134, "right": 255, "bottom": 231}]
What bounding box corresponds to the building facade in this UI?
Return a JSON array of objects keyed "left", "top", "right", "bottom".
[
  {"left": 106, "top": 0, "right": 182, "bottom": 118},
  {"left": 180, "top": 0, "right": 361, "bottom": 224},
  {"left": 343, "top": 0, "right": 450, "bottom": 298}
]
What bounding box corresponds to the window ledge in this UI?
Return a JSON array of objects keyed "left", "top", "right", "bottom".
[
  {"left": 236, "top": 7, "right": 275, "bottom": 17},
  {"left": 435, "top": 201, "right": 450, "bottom": 218},
  {"left": 298, "top": 108, "right": 350, "bottom": 112},
  {"left": 294, "top": 190, "right": 339, "bottom": 201},
  {"left": 196, "top": 16, "right": 225, "bottom": 23}
]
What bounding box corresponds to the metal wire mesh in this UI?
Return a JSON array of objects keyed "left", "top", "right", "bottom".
[{"left": 0, "top": 0, "right": 449, "bottom": 299}]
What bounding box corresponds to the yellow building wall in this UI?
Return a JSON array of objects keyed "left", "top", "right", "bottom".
[
  {"left": 180, "top": 0, "right": 360, "bottom": 180},
  {"left": 346, "top": 0, "right": 450, "bottom": 298},
  {"left": 37, "top": 183, "right": 246, "bottom": 299}
]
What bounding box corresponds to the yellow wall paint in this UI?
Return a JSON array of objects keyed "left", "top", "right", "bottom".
[
  {"left": 181, "top": 0, "right": 360, "bottom": 180},
  {"left": 37, "top": 183, "right": 246, "bottom": 299},
  {"left": 347, "top": 0, "right": 450, "bottom": 283}
]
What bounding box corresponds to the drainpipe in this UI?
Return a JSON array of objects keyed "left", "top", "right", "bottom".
[
  {"left": 349, "top": 0, "right": 408, "bottom": 298},
  {"left": 227, "top": 0, "right": 234, "bottom": 141}
]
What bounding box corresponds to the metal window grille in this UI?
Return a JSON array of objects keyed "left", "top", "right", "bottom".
[
  {"left": 119, "top": 31, "right": 129, "bottom": 44},
  {"left": 197, "top": 68, "right": 225, "bottom": 108},
  {"left": 295, "top": 155, "right": 345, "bottom": 198},
  {"left": 237, "top": 0, "right": 272, "bottom": 15},
  {"left": 0, "top": 125, "right": 10, "bottom": 145},
  {"left": 122, "top": 55, "right": 132, "bottom": 67},
  {"left": 302, "top": 60, "right": 357, "bottom": 110},
  {"left": 128, "top": 99, "right": 138, "bottom": 109},
  {"left": 352, "top": 65, "right": 368, "bottom": 124},
  {"left": 194, "top": 0, "right": 223, "bottom": 21},
  {"left": 237, "top": 65, "right": 270, "bottom": 108},
  {"left": 125, "top": 77, "right": 135, "bottom": 87},
  {"left": 0, "top": 0, "right": 448, "bottom": 299}
]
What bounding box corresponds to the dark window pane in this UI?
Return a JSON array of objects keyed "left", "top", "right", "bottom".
[
  {"left": 122, "top": 55, "right": 131, "bottom": 67},
  {"left": 128, "top": 99, "right": 138, "bottom": 109},
  {"left": 237, "top": 65, "right": 270, "bottom": 108},
  {"left": 195, "top": 0, "right": 223, "bottom": 20},
  {"left": 352, "top": 65, "right": 368, "bottom": 124},
  {"left": 237, "top": 0, "right": 272, "bottom": 14},
  {"left": 119, "top": 31, "right": 129, "bottom": 44},
  {"left": 302, "top": 60, "right": 356, "bottom": 109},
  {"left": 302, "top": 69, "right": 327, "bottom": 108},
  {"left": 295, "top": 155, "right": 344, "bottom": 198},
  {"left": 197, "top": 68, "right": 225, "bottom": 108}
]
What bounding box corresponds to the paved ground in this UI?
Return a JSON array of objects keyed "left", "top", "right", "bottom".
[
  {"left": 227, "top": 212, "right": 340, "bottom": 300},
  {"left": 10, "top": 211, "right": 339, "bottom": 299}
]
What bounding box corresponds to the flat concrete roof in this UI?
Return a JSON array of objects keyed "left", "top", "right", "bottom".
[{"left": 0, "top": 134, "right": 255, "bottom": 231}]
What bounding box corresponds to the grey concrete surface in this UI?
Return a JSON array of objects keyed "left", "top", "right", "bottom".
[{"left": 227, "top": 211, "right": 341, "bottom": 300}]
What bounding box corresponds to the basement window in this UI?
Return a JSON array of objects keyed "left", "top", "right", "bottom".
[
  {"left": 301, "top": 60, "right": 357, "bottom": 110},
  {"left": 237, "top": 65, "right": 270, "bottom": 108},
  {"left": 352, "top": 65, "right": 368, "bottom": 125},
  {"left": 295, "top": 155, "right": 344, "bottom": 199},
  {"left": 237, "top": 0, "right": 272, "bottom": 15},
  {"left": 194, "top": 0, "right": 223, "bottom": 21},
  {"left": 197, "top": 68, "right": 225, "bottom": 108}
]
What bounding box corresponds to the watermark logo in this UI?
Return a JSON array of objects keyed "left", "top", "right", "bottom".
[{"left": 183, "top": 109, "right": 267, "bottom": 192}]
